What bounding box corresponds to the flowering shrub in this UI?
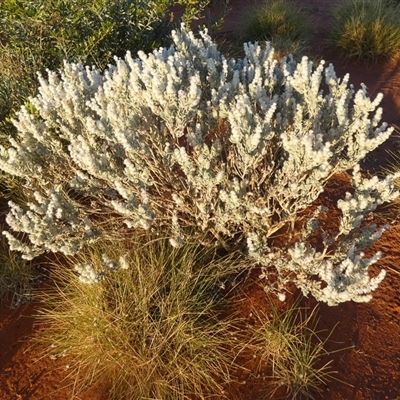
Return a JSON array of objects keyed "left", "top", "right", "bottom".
[{"left": 1, "top": 26, "right": 398, "bottom": 305}]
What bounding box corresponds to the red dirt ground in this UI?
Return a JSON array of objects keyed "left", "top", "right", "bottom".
[{"left": 1, "top": 1, "right": 400, "bottom": 399}]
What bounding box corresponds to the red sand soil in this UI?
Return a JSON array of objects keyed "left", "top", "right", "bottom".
[{"left": 1, "top": 1, "right": 400, "bottom": 399}]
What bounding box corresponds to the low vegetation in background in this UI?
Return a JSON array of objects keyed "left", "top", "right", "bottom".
[
  {"left": 331, "top": 0, "right": 400, "bottom": 62},
  {"left": 238, "top": 0, "right": 311, "bottom": 60},
  {"left": 38, "top": 235, "right": 243, "bottom": 399}
]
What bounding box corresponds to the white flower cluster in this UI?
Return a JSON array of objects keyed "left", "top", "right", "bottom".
[
  {"left": 337, "top": 165, "right": 399, "bottom": 236},
  {"left": 1, "top": 25, "right": 397, "bottom": 304},
  {"left": 3, "top": 186, "right": 98, "bottom": 259},
  {"left": 271, "top": 240, "right": 387, "bottom": 306},
  {"left": 74, "top": 253, "right": 129, "bottom": 284},
  {"left": 74, "top": 263, "right": 100, "bottom": 284}
]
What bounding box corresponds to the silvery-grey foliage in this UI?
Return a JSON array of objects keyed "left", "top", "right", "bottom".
[{"left": 1, "top": 25, "right": 398, "bottom": 305}]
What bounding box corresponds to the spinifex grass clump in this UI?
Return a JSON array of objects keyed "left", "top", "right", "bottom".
[
  {"left": 38, "top": 236, "right": 241, "bottom": 399},
  {"left": 1, "top": 26, "right": 399, "bottom": 305},
  {"left": 250, "top": 301, "right": 337, "bottom": 399},
  {"left": 239, "top": 0, "right": 311, "bottom": 60},
  {"left": 331, "top": 0, "right": 400, "bottom": 62}
]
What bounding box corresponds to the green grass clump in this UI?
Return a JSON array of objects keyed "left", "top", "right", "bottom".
[
  {"left": 331, "top": 0, "right": 400, "bottom": 62},
  {"left": 238, "top": 0, "right": 311, "bottom": 59},
  {"left": 250, "top": 300, "right": 337, "bottom": 399},
  {"left": 38, "top": 235, "right": 243, "bottom": 399}
]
